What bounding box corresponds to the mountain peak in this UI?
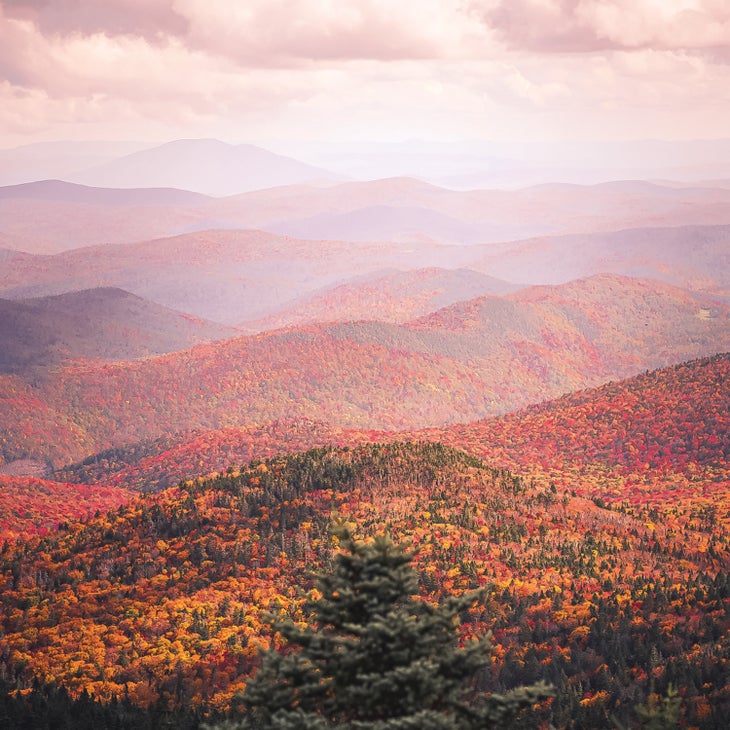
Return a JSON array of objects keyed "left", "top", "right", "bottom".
[{"left": 66, "top": 140, "right": 340, "bottom": 196}]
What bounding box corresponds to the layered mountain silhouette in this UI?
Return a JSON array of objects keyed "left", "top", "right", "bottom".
[
  {"left": 3, "top": 222, "right": 729, "bottom": 324},
  {"left": 67, "top": 139, "right": 341, "bottom": 195},
  {"left": 0, "top": 287, "right": 236, "bottom": 374},
  {"left": 2, "top": 274, "right": 728, "bottom": 468},
  {"left": 4, "top": 175, "right": 730, "bottom": 254}
]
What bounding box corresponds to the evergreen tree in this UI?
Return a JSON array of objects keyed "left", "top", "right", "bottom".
[
  {"left": 635, "top": 686, "right": 681, "bottom": 730},
  {"left": 613, "top": 684, "right": 682, "bottom": 730},
  {"left": 231, "top": 524, "right": 552, "bottom": 729}
]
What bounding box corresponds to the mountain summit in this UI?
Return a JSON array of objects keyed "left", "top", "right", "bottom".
[{"left": 68, "top": 139, "right": 341, "bottom": 196}]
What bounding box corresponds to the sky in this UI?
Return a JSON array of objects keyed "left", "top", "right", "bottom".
[{"left": 1, "top": 0, "right": 730, "bottom": 151}]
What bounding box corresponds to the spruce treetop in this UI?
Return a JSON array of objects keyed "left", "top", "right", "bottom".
[{"left": 235, "top": 524, "right": 552, "bottom": 730}]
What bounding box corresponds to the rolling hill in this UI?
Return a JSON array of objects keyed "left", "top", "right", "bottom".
[
  {"left": 1, "top": 274, "right": 728, "bottom": 468},
  {"left": 203, "top": 177, "right": 730, "bottom": 242},
  {"left": 0, "top": 287, "right": 237, "bottom": 375},
  {"left": 265, "top": 203, "right": 502, "bottom": 244},
  {"left": 0, "top": 197, "right": 209, "bottom": 254},
  {"left": 0, "top": 179, "right": 211, "bottom": 206},
  {"left": 203, "top": 176, "right": 730, "bottom": 249},
  {"left": 0, "top": 475, "right": 133, "bottom": 542},
  {"left": 0, "top": 230, "right": 462, "bottom": 324},
  {"left": 50, "top": 353, "right": 730, "bottom": 502},
  {"left": 3, "top": 222, "right": 729, "bottom": 326},
  {"left": 414, "top": 352, "right": 730, "bottom": 503},
  {"left": 0, "top": 442, "right": 727, "bottom": 727},
  {"left": 473, "top": 222, "right": 730, "bottom": 295},
  {"left": 54, "top": 420, "right": 378, "bottom": 493},
  {"left": 242, "top": 267, "right": 519, "bottom": 331}
]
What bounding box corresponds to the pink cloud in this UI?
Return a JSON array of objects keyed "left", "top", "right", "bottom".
[
  {"left": 2, "top": 0, "right": 468, "bottom": 65},
  {"left": 0, "top": 0, "right": 729, "bottom": 147},
  {"left": 478, "top": 0, "right": 730, "bottom": 60},
  {"left": 2, "top": 0, "right": 188, "bottom": 42},
  {"left": 176, "top": 0, "right": 474, "bottom": 65}
]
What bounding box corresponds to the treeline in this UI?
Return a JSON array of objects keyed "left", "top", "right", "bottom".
[{"left": 0, "top": 677, "right": 203, "bottom": 729}]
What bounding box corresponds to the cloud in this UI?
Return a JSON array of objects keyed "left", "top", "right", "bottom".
[
  {"left": 2, "top": 0, "right": 189, "bottom": 42},
  {"left": 0, "top": 0, "right": 729, "bottom": 147},
  {"left": 478, "top": 0, "right": 730, "bottom": 59},
  {"left": 1, "top": 0, "right": 479, "bottom": 65},
  {"left": 177, "top": 0, "right": 446, "bottom": 63}
]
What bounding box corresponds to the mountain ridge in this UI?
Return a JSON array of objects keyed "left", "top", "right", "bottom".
[
  {"left": 0, "top": 287, "right": 237, "bottom": 375},
  {"left": 2, "top": 273, "right": 728, "bottom": 467},
  {"left": 0, "top": 179, "right": 212, "bottom": 206},
  {"left": 67, "top": 139, "right": 342, "bottom": 196}
]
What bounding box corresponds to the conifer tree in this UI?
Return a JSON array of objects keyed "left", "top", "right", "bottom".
[
  {"left": 234, "top": 524, "right": 552, "bottom": 729},
  {"left": 614, "top": 684, "right": 682, "bottom": 730}
]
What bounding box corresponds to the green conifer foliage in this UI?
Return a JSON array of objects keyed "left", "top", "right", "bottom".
[
  {"left": 634, "top": 685, "right": 682, "bottom": 730},
  {"left": 236, "top": 525, "right": 552, "bottom": 729}
]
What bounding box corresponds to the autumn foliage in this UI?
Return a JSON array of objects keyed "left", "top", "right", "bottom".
[{"left": 1, "top": 440, "right": 728, "bottom": 727}]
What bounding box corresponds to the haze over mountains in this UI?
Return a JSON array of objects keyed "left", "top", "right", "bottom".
[
  {"left": 0, "top": 139, "right": 340, "bottom": 193},
  {"left": 1, "top": 273, "right": 727, "bottom": 470},
  {"left": 2, "top": 221, "right": 728, "bottom": 326},
  {"left": 4, "top": 174, "right": 730, "bottom": 255},
  {"left": 5, "top": 137, "right": 730, "bottom": 190},
  {"left": 2, "top": 135, "right": 730, "bottom": 728},
  {"left": 1, "top": 138, "right": 729, "bottom": 472}
]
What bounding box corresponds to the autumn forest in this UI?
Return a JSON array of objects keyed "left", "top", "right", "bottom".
[{"left": 1, "top": 140, "right": 730, "bottom": 730}]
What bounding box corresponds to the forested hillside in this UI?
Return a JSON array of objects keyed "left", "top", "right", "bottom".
[
  {"left": 421, "top": 353, "right": 730, "bottom": 506},
  {"left": 1, "top": 275, "right": 728, "bottom": 469},
  {"left": 0, "top": 288, "right": 235, "bottom": 375},
  {"left": 1, "top": 443, "right": 727, "bottom": 728},
  {"left": 48, "top": 353, "right": 730, "bottom": 507}
]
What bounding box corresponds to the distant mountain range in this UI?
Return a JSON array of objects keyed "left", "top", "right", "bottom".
[
  {"left": 3, "top": 176, "right": 730, "bottom": 254},
  {"left": 0, "top": 140, "right": 147, "bottom": 187},
  {"left": 5, "top": 137, "right": 730, "bottom": 191},
  {"left": 0, "top": 139, "right": 341, "bottom": 195},
  {"left": 67, "top": 139, "right": 341, "bottom": 195},
  {"left": 2, "top": 222, "right": 729, "bottom": 325},
  {"left": 0, "top": 178, "right": 211, "bottom": 206}
]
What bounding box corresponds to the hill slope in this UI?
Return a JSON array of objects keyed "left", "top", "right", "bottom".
[
  {"left": 2, "top": 274, "right": 728, "bottom": 467},
  {"left": 0, "top": 442, "right": 727, "bottom": 727},
  {"left": 205, "top": 178, "right": 730, "bottom": 242},
  {"left": 0, "top": 230, "right": 459, "bottom": 323},
  {"left": 0, "top": 288, "right": 237, "bottom": 375},
  {"left": 415, "top": 352, "right": 730, "bottom": 507},
  {"left": 0, "top": 475, "right": 133, "bottom": 542},
  {"left": 0, "top": 179, "right": 211, "bottom": 206},
  {"left": 3, "top": 176, "right": 730, "bottom": 258},
  {"left": 243, "top": 267, "right": 518, "bottom": 331},
  {"left": 52, "top": 353, "right": 730, "bottom": 500},
  {"left": 3, "top": 219, "right": 729, "bottom": 325},
  {"left": 54, "top": 420, "right": 378, "bottom": 493},
  {"left": 474, "top": 223, "right": 730, "bottom": 296}
]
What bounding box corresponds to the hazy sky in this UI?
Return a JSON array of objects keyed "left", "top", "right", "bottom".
[{"left": 1, "top": 0, "right": 730, "bottom": 149}]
